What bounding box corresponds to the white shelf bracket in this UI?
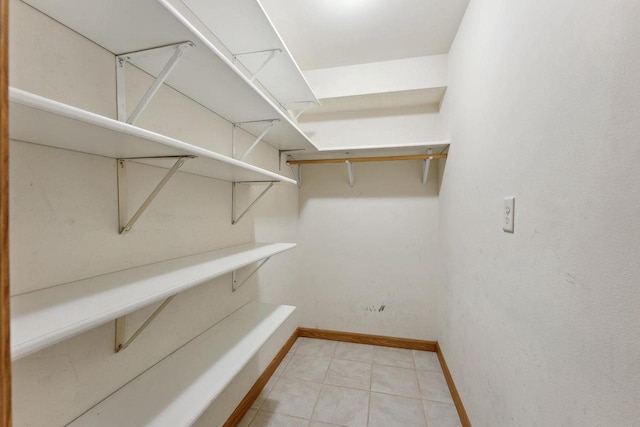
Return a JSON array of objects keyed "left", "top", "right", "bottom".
[
  {"left": 422, "top": 149, "right": 433, "bottom": 185},
  {"left": 284, "top": 101, "right": 316, "bottom": 121},
  {"left": 278, "top": 149, "right": 304, "bottom": 171},
  {"left": 232, "top": 181, "right": 276, "bottom": 225},
  {"left": 231, "top": 257, "right": 271, "bottom": 292},
  {"left": 118, "top": 156, "right": 194, "bottom": 234},
  {"left": 116, "top": 41, "right": 194, "bottom": 124},
  {"left": 115, "top": 296, "right": 175, "bottom": 353},
  {"left": 288, "top": 162, "right": 302, "bottom": 188},
  {"left": 233, "top": 120, "right": 279, "bottom": 161},
  {"left": 346, "top": 160, "right": 355, "bottom": 187},
  {"left": 233, "top": 48, "right": 282, "bottom": 82}
]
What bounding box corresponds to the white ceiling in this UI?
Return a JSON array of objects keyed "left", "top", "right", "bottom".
[{"left": 260, "top": 0, "right": 470, "bottom": 70}]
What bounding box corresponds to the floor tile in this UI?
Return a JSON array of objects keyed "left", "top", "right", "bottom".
[
  {"left": 422, "top": 400, "right": 462, "bottom": 427},
  {"left": 371, "top": 364, "right": 420, "bottom": 398},
  {"left": 252, "top": 375, "right": 279, "bottom": 409},
  {"left": 249, "top": 411, "right": 310, "bottom": 427},
  {"left": 239, "top": 408, "right": 258, "bottom": 427},
  {"left": 324, "top": 359, "right": 371, "bottom": 390},
  {"left": 274, "top": 353, "right": 294, "bottom": 377},
  {"left": 412, "top": 350, "right": 442, "bottom": 373},
  {"left": 372, "top": 346, "right": 415, "bottom": 369},
  {"left": 311, "top": 385, "right": 369, "bottom": 427},
  {"left": 368, "top": 392, "right": 426, "bottom": 427},
  {"left": 282, "top": 354, "right": 331, "bottom": 383},
  {"left": 416, "top": 371, "right": 454, "bottom": 403},
  {"left": 296, "top": 338, "right": 337, "bottom": 357},
  {"left": 333, "top": 342, "right": 374, "bottom": 363},
  {"left": 261, "top": 377, "right": 322, "bottom": 419}
]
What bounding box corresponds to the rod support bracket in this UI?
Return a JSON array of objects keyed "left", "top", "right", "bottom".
[
  {"left": 422, "top": 149, "right": 433, "bottom": 185},
  {"left": 346, "top": 160, "right": 354, "bottom": 187}
]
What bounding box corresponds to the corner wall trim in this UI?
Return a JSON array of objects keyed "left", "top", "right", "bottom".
[
  {"left": 297, "top": 327, "right": 437, "bottom": 352},
  {"left": 437, "top": 342, "right": 472, "bottom": 427},
  {"left": 1, "top": 0, "right": 11, "bottom": 424},
  {"left": 224, "top": 328, "right": 471, "bottom": 427}
]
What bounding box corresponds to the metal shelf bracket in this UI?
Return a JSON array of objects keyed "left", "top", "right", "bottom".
[
  {"left": 422, "top": 149, "right": 433, "bottom": 184},
  {"left": 232, "top": 119, "right": 280, "bottom": 161},
  {"left": 233, "top": 48, "right": 282, "bottom": 82},
  {"left": 284, "top": 101, "right": 316, "bottom": 120},
  {"left": 288, "top": 162, "right": 302, "bottom": 188},
  {"left": 117, "top": 156, "right": 195, "bottom": 234},
  {"left": 232, "top": 257, "right": 272, "bottom": 292},
  {"left": 346, "top": 160, "right": 355, "bottom": 187},
  {"left": 115, "top": 296, "right": 175, "bottom": 352},
  {"left": 116, "top": 41, "right": 194, "bottom": 124},
  {"left": 231, "top": 181, "right": 276, "bottom": 225}
]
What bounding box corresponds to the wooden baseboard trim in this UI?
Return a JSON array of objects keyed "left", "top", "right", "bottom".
[
  {"left": 223, "top": 329, "right": 298, "bottom": 426},
  {"left": 436, "top": 342, "right": 471, "bottom": 427},
  {"left": 297, "top": 327, "right": 437, "bottom": 352},
  {"left": 225, "top": 328, "right": 471, "bottom": 427}
]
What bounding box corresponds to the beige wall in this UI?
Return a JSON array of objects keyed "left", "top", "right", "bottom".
[
  {"left": 297, "top": 159, "right": 442, "bottom": 340},
  {"left": 438, "top": 0, "right": 640, "bottom": 425},
  {"left": 9, "top": 1, "right": 301, "bottom": 425}
]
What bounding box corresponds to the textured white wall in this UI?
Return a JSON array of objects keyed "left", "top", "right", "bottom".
[
  {"left": 438, "top": 1, "right": 640, "bottom": 426},
  {"left": 9, "top": 1, "right": 300, "bottom": 425},
  {"left": 297, "top": 160, "right": 441, "bottom": 340}
]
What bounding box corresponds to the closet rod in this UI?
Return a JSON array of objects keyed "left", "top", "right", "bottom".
[{"left": 287, "top": 153, "right": 447, "bottom": 165}]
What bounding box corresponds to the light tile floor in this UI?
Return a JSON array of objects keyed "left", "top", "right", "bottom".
[{"left": 239, "top": 338, "right": 462, "bottom": 427}]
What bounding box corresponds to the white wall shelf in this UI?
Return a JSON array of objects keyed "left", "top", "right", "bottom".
[
  {"left": 68, "top": 301, "right": 295, "bottom": 427},
  {"left": 291, "top": 141, "right": 450, "bottom": 161},
  {"left": 11, "top": 242, "right": 296, "bottom": 360},
  {"left": 287, "top": 142, "right": 450, "bottom": 187},
  {"left": 21, "top": 0, "right": 319, "bottom": 153},
  {"left": 162, "top": 0, "right": 318, "bottom": 108},
  {"left": 9, "top": 88, "right": 297, "bottom": 184}
]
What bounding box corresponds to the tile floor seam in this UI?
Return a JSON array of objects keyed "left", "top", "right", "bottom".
[{"left": 253, "top": 409, "right": 313, "bottom": 425}]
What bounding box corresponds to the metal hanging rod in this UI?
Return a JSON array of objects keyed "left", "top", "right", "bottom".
[
  {"left": 287, "top": 153, "right": 447, "bottom": 165},
  {"left": 279, "top": 149, "right": 305, "bottom": 171}
]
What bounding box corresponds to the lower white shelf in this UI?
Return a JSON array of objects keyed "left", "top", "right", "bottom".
[
  {"left": 11, "top": 242, "right": 296, "bottom": 360},
  {"left": 69, "top": 301, "right": 296, "bottom": 427}
]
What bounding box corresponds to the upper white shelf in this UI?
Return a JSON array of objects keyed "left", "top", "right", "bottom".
[
  {"left": 162, "top": 0, "right": 318, "bottom": 108},
  {"left": 289, "top": 141, "right": 450, "bottom": 161},
  {"left": 69, "top": 301, "right": 296, "bottom": 427},
  {"left": 21, "top": 0, "right": 318, "bottom": 152},
  {"left": 9, "top": 88, "right": 296, "bottom": 184},
  {"left": 11, "top": 242, "right": 296, "bottom": 360}
]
